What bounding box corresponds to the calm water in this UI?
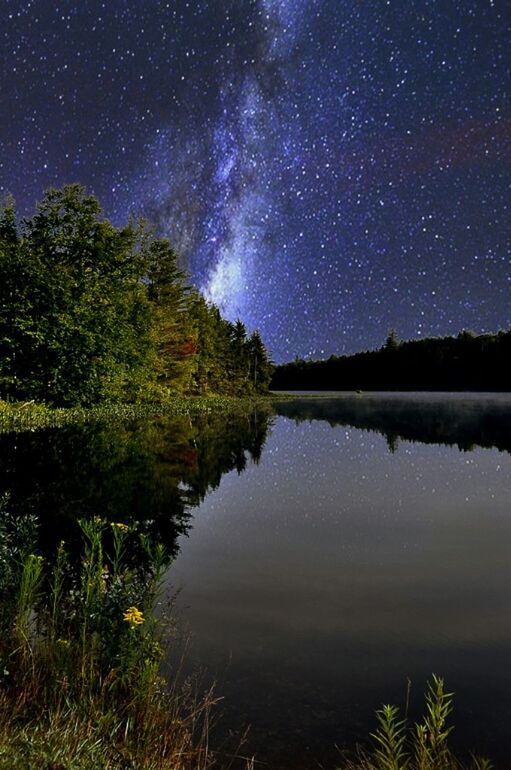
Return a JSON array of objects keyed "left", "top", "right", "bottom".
[
  {"left": 2, "top": 394, "right": 511, "bottom": 768},
  {"left": 168, "top": 394, "right": 511, "bottom": 768}
]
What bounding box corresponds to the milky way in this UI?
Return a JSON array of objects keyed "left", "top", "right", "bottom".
[{"left": 1, "top": 0, "right": 509, "bottom": 360}]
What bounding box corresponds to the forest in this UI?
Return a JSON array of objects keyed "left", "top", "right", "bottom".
[
  {"left": 0, "top": 185, "right": 273, "bottom": 406},
  {"left": 272, "top": 328, "right": 511, "bottom": 392}
]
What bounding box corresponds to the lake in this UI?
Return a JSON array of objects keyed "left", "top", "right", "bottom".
[
  {"left": 169, "top": 393, "right": 511, "bottom": 767},
  {"left": 2, "top": 393, "right": 511, "bottom": 768}
]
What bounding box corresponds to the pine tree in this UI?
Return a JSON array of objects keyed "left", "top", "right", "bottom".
[
  {"left": 144, "top": 237, "right": 197, "bottom": 395},
  {"left": 385, "top": 329, "right": 399, "bottom": 351},
  {"left": 247, "top": 330, "right": 274, "bottom": 393}
]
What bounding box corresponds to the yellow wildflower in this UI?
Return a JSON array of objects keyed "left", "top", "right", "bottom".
[
  {"left": 111, "top": 522, "right": 129, "bottom": 532},
  {"left": 123, "top": 606, "right": 144, "bottom": 628}
]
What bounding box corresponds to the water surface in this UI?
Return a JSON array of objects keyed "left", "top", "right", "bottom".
[{"left": 168, "top": 394, "right": 511, "bottom": 767}]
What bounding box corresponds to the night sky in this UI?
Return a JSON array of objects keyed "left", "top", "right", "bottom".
[{"left": 1, "top": 1, "right": 509, "bottom": 362}]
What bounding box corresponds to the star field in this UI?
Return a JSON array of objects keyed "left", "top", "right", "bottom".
[{"left": 1, "top": 0, "right": 509, "bottom": 361}]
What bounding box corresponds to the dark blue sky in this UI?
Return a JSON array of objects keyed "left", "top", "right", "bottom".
[{"left": 1, "top": 0, "right": 509, "bottom": 361}]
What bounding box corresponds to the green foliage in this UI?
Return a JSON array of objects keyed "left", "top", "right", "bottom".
[
  {"left": 145, "top": 236, "right": 197, "bottom": 395},
  {"left": 15, "top": 553, "right": 44, "bottom": 650},
  {"left": 0, "top": 185, "right": 154, "bottom": 404},
  {"left": 371, "top": 704, "right": 408, "bottom": 770},
  {"left": 0, "top": 395, "right": 272, "bottom": 434},
  {"left": 0, "top": 511, "right": 215, "bottom": 770},
  {"left": 337, "top": 676, "right": 492, "bottom": 770},
  {"left": 247, "top": 329, "right": 274, "bottom": 392},
  {"left": 0, "top": 185, "right": 272, "bottom": 406},
  {"left": 414, "top": 675, "right": 453, "bottom": 769},
  {"left": 0, "top": 498, "right": 38, "bottom": 626},
  {"left": 188, "top": 293, "right": 273, "bottom": 395}
]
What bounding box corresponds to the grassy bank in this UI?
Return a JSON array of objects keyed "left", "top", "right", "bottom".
[
  {"left": 0, "top": 509, "right": 219, "bottom": 770},
  {"left": 0, "top": 395, "right": 274, "bottom": 434}
]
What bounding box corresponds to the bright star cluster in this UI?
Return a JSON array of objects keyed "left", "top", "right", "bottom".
[{"left": 1, "top": 0, "right": 509, "bottom": 361}]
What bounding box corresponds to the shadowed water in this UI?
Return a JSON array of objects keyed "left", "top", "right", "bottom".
[{"left": 0, "top": 410, "right": 270, "bottom": 563}]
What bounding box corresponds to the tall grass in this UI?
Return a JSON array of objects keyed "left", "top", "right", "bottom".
[{"left": 0, "top": 512, "right": 218, "bottom": 770}]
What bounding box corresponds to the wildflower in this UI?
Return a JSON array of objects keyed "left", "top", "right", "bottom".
[
  {"left": 111, "top": 522, "right": 129, "bottom": 532},
  {"left": 123, "top": 606, "right": 145, "bottom": 628},
  {"left": 56, "top": 638, "right": 71, "bottom": 647}
]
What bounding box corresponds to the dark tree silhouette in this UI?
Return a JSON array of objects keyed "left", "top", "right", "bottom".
[{"left": 272, "top": 330, "right": 511, "bottom": 392}]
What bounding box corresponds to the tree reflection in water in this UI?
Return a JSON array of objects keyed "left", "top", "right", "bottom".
[{"left": 0, "top": 408, "right": 273, "bottom": 566}]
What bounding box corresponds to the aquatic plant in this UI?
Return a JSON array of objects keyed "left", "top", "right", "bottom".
[
  {"left": 338, "top": 675, "right": 491, "bottom": 770},
  {"left": 0, "top": 395, "right": 274, "bottom": 434}
]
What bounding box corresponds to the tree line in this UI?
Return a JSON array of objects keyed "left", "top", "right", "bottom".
[
  {"left": 0, "top": 185, "right": 273, "bottom": 406},
  {"left": 272, "top": 328, "right": 511, "bottom": 392}
]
